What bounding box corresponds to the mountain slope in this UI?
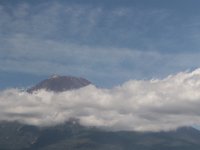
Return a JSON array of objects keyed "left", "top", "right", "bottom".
[{"left": 27, "top": 75, "right": 91, "bottom": 93}]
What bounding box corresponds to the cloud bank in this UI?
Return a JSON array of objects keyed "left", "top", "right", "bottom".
[{"left": 1, "top": 69, "right": 200, "bottom": 131}]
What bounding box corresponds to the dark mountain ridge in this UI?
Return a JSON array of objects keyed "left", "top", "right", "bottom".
[{"left": 1, "top": 121, "right": 200, "bottom": 150}]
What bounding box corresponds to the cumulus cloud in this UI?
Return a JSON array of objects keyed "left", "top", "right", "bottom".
[{"left": 1, "top": 69, "right": 200, "bottom": 131}]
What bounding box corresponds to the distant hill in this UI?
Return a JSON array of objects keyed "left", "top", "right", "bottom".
[
  {"left": 0, "top": 121, "right": 200, "bottom": 150},
  {"left": 27, "top": 75, "right": 91, "bottom": 93}
]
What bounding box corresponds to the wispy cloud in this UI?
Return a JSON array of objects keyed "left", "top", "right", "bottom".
[
  {"left": 2, "top": 32, "right": 200, "bottom": 87},
  {"left": 1, "top": 1, "right": 200, "bottom": 87},
  {"left": 0, "top": 1, "right": 172, "bottom": 44},
  {"left": 1, "top": 69, "right": 200, "bottom": 131}
]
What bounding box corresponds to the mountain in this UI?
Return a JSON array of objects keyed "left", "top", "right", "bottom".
[
  {"left": 1, "top": 121, "right": 200, "bottom": 150},
  {"left": 1, "top": 76, "right": 200, "bottom": 150},
  {"left": 27, "top": 75, "right": 91, "bottom": 93}
]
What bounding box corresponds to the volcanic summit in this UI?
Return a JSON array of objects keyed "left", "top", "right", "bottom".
[{"left": 27, "top": 75, "right": 91, "bottom": 93}]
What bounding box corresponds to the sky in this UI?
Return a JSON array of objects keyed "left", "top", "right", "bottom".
[
  {"left": 1, "top": 0, "right": 200, "bottom": 131},
  {"left": 1, "top": 0, "right": 200, "bottom": 88}
]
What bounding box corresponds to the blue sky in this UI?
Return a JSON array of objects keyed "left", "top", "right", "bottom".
[{"left": 1, "top": 0, "right": 200, "bottom": 89}]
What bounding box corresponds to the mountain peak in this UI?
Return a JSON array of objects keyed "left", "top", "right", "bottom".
[
  {"left": 49, "top": 74, "right": 60, "bottom": 79},
  {"left": 27, "top": 75, "right": 91, "bottom": 93}
]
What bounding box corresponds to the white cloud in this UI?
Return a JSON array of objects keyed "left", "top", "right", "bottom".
[{"left": 1, "top": 69, "right": 200, "bottom": 131}]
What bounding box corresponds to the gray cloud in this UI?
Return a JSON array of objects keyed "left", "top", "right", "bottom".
[{"left": 1, "top": 69, "right": 200, "bottom": 131}]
